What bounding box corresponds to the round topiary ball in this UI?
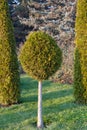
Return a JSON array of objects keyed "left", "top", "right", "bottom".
[{"left": 19, "top": 31, "right": 62, "bottom": 80}]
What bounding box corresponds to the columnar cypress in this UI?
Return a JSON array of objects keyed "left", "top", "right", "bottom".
[
  {"left": 74, "top": 0, "right": 87, "bottom": 104},
  {"left": 0, "top": 0, "right": 20, "bottom": 106}
]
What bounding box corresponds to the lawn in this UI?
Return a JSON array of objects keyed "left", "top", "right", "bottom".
[{"left": 0, "top": 75, "right": 87, "bottom": 130}]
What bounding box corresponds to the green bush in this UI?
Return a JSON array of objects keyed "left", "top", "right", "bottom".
[
  {"left": 74, "top": 48, "right": 86, "bottom": 103},
  {"left": 19, "top": 31, "right": 62, "bottom": 128},
  {"left": 74, "top": 0, "right": 87, "bottom": 104},
  {"left": 0, "top": 0, "right": 20, "bottom": 106},
  {"left": 19, "top": 31, "right": 62, "bottom": 80}
]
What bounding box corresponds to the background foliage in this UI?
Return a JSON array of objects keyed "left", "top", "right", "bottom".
[{"left": 8, "top": 0, "right": 76, "bottom": 83}]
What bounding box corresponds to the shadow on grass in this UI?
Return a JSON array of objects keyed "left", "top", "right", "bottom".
[
  {"left": 44, "top": 100, "right": 75, "bottom": 114},
  {"left": 0, "top": 108, "right": 37, "bottom": 129},
  {"left": 20, "top": 75, "right": 52, "bottom": 90},
  {"left": 1, "top": 76, "right": 83, "bottom": 129},
  {"left": 21, "top": 83, "right": 73, "bottom": 104},
  {"left": 21, "top": 95, "right": 38, "bottom": 103},
  {"left": 21, "top": 88, "right": 73, "bottom": 103},
  {"left": 20, "top": 76, "right": 81, "bottom": 128},
  {"left": 20, "top": 76, "right": 38, "bottom": 90},
  {"left": 20, "top": 76, "right": 75, "bottom": 112},
  {"left": 20, "top": 75, "right": 53, "bottom": 103},
  {"left": 42, "top": 87, "right": 76, "bottom": 116},
  {"left": 43, "top": 88, "right": 73, "bottom": 100}
]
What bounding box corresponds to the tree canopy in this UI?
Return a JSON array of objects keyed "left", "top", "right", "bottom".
[{"left": 19, "top": 31, "right": 62, "bottom": 81}]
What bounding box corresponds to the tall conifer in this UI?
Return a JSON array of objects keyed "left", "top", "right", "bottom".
[
  {"left": 0, "top": 0, "right": 20, "bottom": 106},
  {"left": 74, "top": 0, "right": 87, "bottom": 103}
]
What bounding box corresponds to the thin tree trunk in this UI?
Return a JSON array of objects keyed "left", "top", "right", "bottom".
[{"left": 37, "top": 81, "right": 43, "bottom": 128}]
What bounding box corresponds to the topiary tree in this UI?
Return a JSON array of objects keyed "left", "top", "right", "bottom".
[
  {"left": 19, "top": 31, "right": 62, "bottom": 128},
  {"left": 74, "top": 0, "right": 87, "bottom": 104},
  {"left": 0, "top": 0, "right": 20, "bottom": 106}
]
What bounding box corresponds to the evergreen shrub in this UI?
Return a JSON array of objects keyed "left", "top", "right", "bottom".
[
  {"left": 0, "top": 0, "right": 20, "bottom": 106},
  {"left": 74, "top": 0, "right": 87, "bottom": 104},
  {"left": 19, "top": 31, "right": 62, "bottom": 80}
]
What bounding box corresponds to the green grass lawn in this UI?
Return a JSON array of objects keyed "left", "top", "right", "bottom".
[{"left": 0, "top": 75, "right": 87, "bottom": 130}]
